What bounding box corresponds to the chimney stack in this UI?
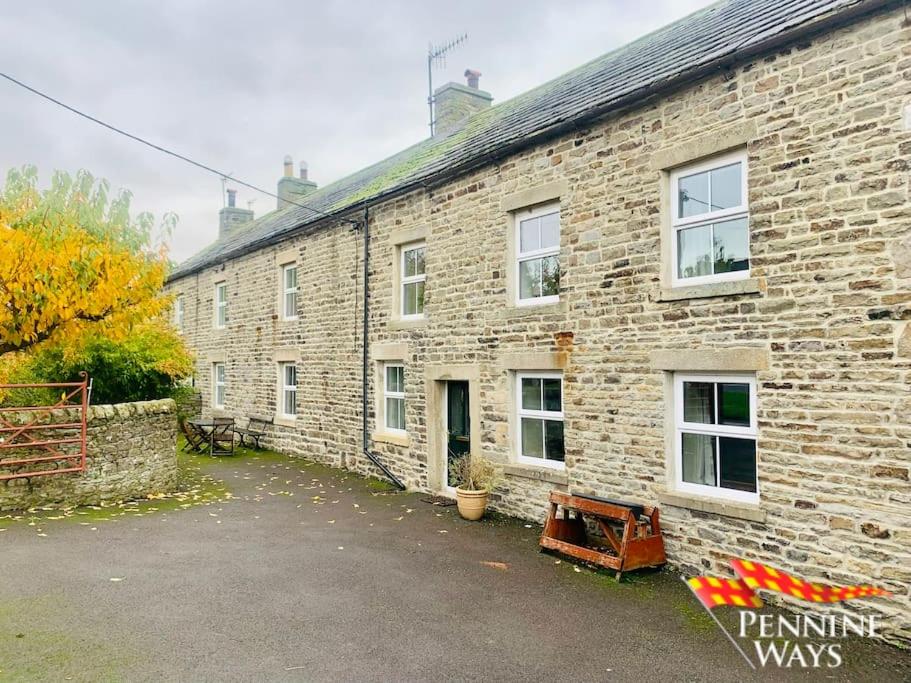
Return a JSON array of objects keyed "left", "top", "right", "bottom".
[
  {"left": 433, "top": 68, "right": 492, "bottom": 137},
  {"left": 219, "top": 187, "right": 254, "bottom": 239},
  {"left": 277, "top": 155, "right": 318, "bottom": 210}
]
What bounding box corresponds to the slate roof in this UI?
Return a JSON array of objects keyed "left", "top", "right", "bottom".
[{"left": 171, "top": 0, "right": 878, "bottom": 280}]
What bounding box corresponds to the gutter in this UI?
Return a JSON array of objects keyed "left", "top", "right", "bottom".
[
  {"left": 167, "top": 0, "right": 898, "bottom": 283},
  {"left": 359, "top": 202, "right": 406, "bottom": 490}
]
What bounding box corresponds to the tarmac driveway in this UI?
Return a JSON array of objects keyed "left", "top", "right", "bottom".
[{"left": 0, "top": 449, "right": 908, "bottom": 682}]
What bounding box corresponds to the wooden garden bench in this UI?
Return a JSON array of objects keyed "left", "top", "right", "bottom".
[{"left": 233, "top": 414, "right": 273, "bottom": 449}]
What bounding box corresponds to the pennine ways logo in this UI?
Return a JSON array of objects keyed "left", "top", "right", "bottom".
[{"left": 684, "top": 558, "right": 892, "bottom": 670}]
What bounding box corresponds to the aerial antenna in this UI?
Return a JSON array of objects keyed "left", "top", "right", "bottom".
[{"left": 427, "top": 33, "right": 468, "bottom": 137}]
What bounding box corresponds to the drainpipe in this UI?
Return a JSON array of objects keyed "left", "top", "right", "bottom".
[{"left": 360, "top": 203, "right": 406, "bottom": 490}]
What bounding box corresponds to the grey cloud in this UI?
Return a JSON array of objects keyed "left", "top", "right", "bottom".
[{"left": 0, "top": 0, "right": 713, "bottom": 261}]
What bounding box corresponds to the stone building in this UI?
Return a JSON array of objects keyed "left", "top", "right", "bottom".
[{"left": 167, "top": 0, "right": 911, "bottom": 638}]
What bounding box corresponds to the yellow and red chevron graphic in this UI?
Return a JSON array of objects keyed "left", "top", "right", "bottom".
[
  {"left": 730, "top": 558, "right": 891, "bottom": 603},
  {"left": 687, "top": 576, "right": 764, "bottom": 610}
]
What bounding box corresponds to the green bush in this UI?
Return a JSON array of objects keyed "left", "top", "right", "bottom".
[{"left": 3, "top": 321, "right": 193, "bottom": 406}]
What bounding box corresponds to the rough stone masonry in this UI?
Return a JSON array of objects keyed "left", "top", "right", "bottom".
[
  {"left": 167, "top": 5, "right": 911, "bottom": 640},
  {"left": 0, "top": 399, "right": 178, "bottom": 511}
]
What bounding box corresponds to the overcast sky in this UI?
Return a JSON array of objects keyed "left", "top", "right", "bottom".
[{"left": 1, "top": 0, "right": 714, "bottom": 262}]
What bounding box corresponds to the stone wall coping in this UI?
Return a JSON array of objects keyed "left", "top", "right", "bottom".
[
  {"left": 654, "top": 277, "right": 764, "bottom": 302},
  {"left": 502, "top": 463, "right": 569, "bottom": 486},
  {"left": 649, "top": 347, "right": 769, "bottom": 372},
  {"left": 87, "top": 398, "right": 176, "bottom": 422},
  {"left": 658, "top": 491, "right": 767, "bottom": 523}
]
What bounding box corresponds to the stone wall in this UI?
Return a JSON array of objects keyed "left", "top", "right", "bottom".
[
  {"left": 167, "top": 6, "right": 911, "bottom": 640},
  {"left": 0, "top": 399, "right": 178, "bottom": 511}
]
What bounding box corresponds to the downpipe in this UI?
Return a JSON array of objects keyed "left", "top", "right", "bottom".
[{"left": 360, "top": 203, "right": 406, "bottom": 490}]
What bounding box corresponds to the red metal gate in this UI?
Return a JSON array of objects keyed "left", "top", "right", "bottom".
[{"left": 0, "top": 372, "right": 90, "bottom": 481}]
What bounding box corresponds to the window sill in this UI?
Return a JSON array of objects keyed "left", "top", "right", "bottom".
[
  {"left": 274, "top": 416, "right": 297, "bottom": 428},
  {"left": 388, "top": 317, "right": 428, "bottom": 331},
  {"left": 498, "top": 300, "right": 568, "bottom": 320},
  {"left": 503, "top": 463, "right": 568, "bottom": 486},
  {"left": 372, "top": 431, "right": 410, "bottom": 448},
  {"left": 655, "top": 277, "right": 763, "bottom": 302},
  {"left": 658, "top": 491, "right": 766, "bottom": 523}
]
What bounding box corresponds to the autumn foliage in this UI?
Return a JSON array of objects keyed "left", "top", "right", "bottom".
[{"left": 0, "top": 166, "right": 173, "bottom": 357}]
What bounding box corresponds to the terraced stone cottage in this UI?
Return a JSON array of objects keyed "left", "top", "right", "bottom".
[{"left": 167, "top": 0, "right": 911, "bottom": 638}]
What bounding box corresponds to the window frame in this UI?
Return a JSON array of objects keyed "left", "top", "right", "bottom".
[
  {"left": 174, "top": 295, "right": 184, "bottom": 330},
  {"left": 669, "top": 149, "right": 750, "bottom": 288},
  {"left": 673, "top": 372, "right": 758, "bottom": 504},
  {"left": 214, "top": 282, "right": 227, "bottom": 329},
  {"left": 382, "top": 362, "right": 406, "bottom": 435},
  {"left": 400, "top": 241, "right": 426, "bottom": 320},
  {"left": 278, "top": 362, "right": 297, "bottom": 419},
  {"left": 515, "top": 203, "right": 561, "bottom": 307},
  {"left": 281, "top": 264, "right": 298, "bottom": 321},
  {"left": 212, "top": 362, "right": 226, "bottom": 409},
  {"left": 516, "top": 370, "right": 565, "bottom": 470}
]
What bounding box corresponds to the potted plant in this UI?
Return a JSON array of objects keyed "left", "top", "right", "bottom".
[{"left": 452, "top": 452, "right": 498, "bottom": 521}]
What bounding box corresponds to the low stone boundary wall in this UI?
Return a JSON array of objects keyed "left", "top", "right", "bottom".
[{"left": 0, "top": 399, "right": 178, "bottom": 511}]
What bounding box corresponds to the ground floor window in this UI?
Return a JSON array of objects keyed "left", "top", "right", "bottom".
[
  {"left": 674, "top": 373, "right": 757, "bottom": 502},
  {"left": 517, "top": 371, "right": 564, "bottom": 468},
  {"left": 212, "top": 362, "right": 226, "bottom": 409},
  {"left": 279, "top": 362, "right": 297, "bottom": 418},
  {"left": 384, "top": 362, "right": 406, "bottom": 433}
]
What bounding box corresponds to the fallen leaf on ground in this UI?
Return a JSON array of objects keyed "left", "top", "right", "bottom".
[
  {"left": 480, "top": 561, "right": 509, "bottom": 571},
  {"left": 109, "top": 577, "right": 124, "bottom": 582}
]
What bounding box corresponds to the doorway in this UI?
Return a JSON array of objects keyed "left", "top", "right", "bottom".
[{"left": 443, "top": 380, "right": 470, "bottom": 493}]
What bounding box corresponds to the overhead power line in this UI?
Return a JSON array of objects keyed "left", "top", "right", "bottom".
[{"left": 0, "top": 71, "right": 356, "bottom": 225}]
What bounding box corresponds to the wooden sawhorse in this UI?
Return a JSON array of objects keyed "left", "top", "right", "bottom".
[{"left": 540, "top": 491, "right": 666, "bottom": 579}]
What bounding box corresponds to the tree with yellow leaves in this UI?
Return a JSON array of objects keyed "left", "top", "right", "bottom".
[{"left": 0, "top": 166, "right": 175, "bottom": 357}]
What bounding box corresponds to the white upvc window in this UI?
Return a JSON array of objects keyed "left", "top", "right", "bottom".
[
  {"left": 674, "top": 373, "right": 758, "bottom": 503},
  {"left": 670, "top": 149, "right": 749, "bottom": 287},
  {"left": 279, "top": 362, "right": 297, "bottom": 418},
  {"left": 383, "top": 362, "right": 406, "bottom": 433},
  {"left": 282, "top": 264, "right": 298, "bottom": 321},
  {"left": 400, "top": 242, "right": 426, "bottom": 319},
  {"left": 173, "top": 295, "right": 184, "bottom": 330},
  {"left": 212, "top": 362, "right": 226, "bottom": 409},
  {"left": 516, "top": 371, "right": 565, "bottom": 469},
  {"left": 516, "top": 203, "right": 560, "bottom": 306},
  {"left": 214, "top": 282, "right": 227, "bottom": 329}
]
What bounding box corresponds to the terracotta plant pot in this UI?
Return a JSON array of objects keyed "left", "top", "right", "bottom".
[{"left": 456, "top": 487, "right": 489, "bottom": 521}]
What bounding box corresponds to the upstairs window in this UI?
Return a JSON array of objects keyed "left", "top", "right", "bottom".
[
  {"left": 383, "top": 362, "right": 406, "bottom": 433},
  {"left": 282, "top": 264, "right": 298, "bottom": 320},
  {"left": 174, "top": 295, "right": 184, "bottom": 331},
  {"left": 516, "top": 204, "right": 560, "bottom": 305},
  {"left": 214, "top": 282, "right": 227, "bottom": 329},
  {"left": 670, "top": 150, "right": 749, "bottom": 287},
  {"left": 279, "top": 362, "right": 297, "bottom": 418},
  {"left": 213, "top": 362, "right": 226, "bottom": 409},
  {"left": 517, "top": 371, "right": 565, "bottom": 468},
  {"left": 674, "top": 373, "right": 757, "bottom": 503},
  {"left": 401, "top": 242, "right": 426, "bottom": 319}
]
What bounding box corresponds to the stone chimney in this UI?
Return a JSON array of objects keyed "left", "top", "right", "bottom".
[
  {"left": 277, "top": 155, "right": 318, "bottom": 210},
  {"left": 219, "top": 188, "right": 254, "bottom": 239},
  {"left": 433, "top": 69, "right": 492, "bottom": 137}
]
